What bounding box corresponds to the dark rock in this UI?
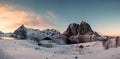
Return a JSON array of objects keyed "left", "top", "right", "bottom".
[
  {"left": 69, "top": 34, "right": 85, "bottom": 43},
  {"left": 61, "top": 21, "right": 100, "bottom": 44},
  {"left": 79, "top": 45, "right": 84, "bottom": 49},
  {"left": 79, "top": 21, "right": 93, "bottom": 35},
  {"left": 75, "top": 56, "right": 78, "bottom": 59},
  {"left": 35, "top": 47, "right": 39, "bottom": 50},
  {"left": 62, "top": 23, "right": 79, "bottom": 37},
  {"left": 60, "top": 23, "right": 80, "bottom": 44}
]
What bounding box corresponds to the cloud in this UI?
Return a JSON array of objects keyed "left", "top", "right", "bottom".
[
  {"left": 42, "top": 11, "right": 57, "bottom": 28},
  {"left": 47, "top": 11, "right": 56, "bottom": 19},
  {"left": 0, "top": 5, "right": 55, "bottom": 32}
]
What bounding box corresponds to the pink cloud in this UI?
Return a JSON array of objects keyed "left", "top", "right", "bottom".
[{"left": 0, "top": 5, "right": 55, "bottom": 33}]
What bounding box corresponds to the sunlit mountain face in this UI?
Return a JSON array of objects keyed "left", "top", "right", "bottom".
[{"left": 0, "top": 0, "right": 120, "bottom": 36}]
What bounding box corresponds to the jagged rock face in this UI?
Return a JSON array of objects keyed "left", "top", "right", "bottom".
[
  {"left": 69, "top": 23, "right": 79, "bottom": 35},
  {"left": 79, "top": 21, "right": 93, "bottom": 35},
  {"left": 13, "top": 25, "right": 27, "bottom": 39},
  {"left": 42, "top": 29, "right": 61, "bottom": 39},
  {"left": 69, "top": 34, "right": 85, "bottom": 44},
  {"left": 62, "top": 23, "right": 79, "bottom": 37},
  {"left": 61, "top": 21, "right": 100, "bottom": 44},
  {"left": 60, "top": 23, "right": 79, "bottom": 44}
]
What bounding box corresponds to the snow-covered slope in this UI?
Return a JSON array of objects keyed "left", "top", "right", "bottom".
[
  {"left": 26, "top": 28, "right": 63, "bottom": 44},
  {"left": 0, "top": 37, "right": 120, "bottom": 59},
  {"left": 42, "top": 29, "right": 60, "bottom": 39},
  {"left": 27, "top": 28, "right": 60, "bottom": 40},
  {"left": 27, "top": 28, "right": 44, "bottom": 40}
]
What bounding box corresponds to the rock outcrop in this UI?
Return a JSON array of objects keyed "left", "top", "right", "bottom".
[
  {"left": 79, "top": 21, "right": 93, "bottom": 35},
  {"left": 61, "top": 23, "right": 79, "bottom": 38}
]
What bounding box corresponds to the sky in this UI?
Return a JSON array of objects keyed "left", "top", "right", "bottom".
[{"left": 0, "top": 0, "right": 120, "bottom": 36}]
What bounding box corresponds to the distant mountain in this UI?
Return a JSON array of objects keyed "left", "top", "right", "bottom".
[
  {"left": 60, "top": 21, "right": 100, "bottom": 44},
  {"left": 27, "top": 28, "right": 60, "bottom": 40},
  {"left": 0, "top": 31, "right": 12, "bottom": 37},
  {"left": 0, "top": 31, "right": 4, "bottom": 37},
  {"left": 42, "top": 29, "right": 60, "bottom": 39},
  {"left": 27, "top": 28, "right": 62, "bottom": 44},
  {"left": 12, "top": 21, "right": 100, "bottom": 44},
  {"left": 12, "top": 25, "right": 60, "bottom": 40}
]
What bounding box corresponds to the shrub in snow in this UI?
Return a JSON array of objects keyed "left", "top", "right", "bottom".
[
  {"left": 78, "top": 45, "right": 84, "bottom": 54},
  {"left": 75, "top": 56, "right": 78, "bottom": 59}
]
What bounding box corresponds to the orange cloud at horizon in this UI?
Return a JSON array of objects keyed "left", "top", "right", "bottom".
[
  {"left": 97, "top": 29, "right": 120, "bottom": 36},
  {"left": 0, "top": 5, "right": 55, "bottom": 33},
  {"left": 98, "top": 32, "right": 120, "bottom": 36}
]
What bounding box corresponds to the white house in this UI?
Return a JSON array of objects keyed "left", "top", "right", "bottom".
[{"left": 39, "top": 37, "right": 53, "bottom": 48}]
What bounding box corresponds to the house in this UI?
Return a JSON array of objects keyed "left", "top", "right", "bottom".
[{"left": 39, "top": 37, "right": 53, "bottom": 48}]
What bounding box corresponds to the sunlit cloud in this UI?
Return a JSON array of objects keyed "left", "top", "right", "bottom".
[{"left": 0, "top": 4, "right": 56, "bottom": 33}]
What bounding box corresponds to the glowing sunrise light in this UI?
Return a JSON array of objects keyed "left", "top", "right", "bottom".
[{"left": 0, "top": 5, "right": 55, "bottom": 33}]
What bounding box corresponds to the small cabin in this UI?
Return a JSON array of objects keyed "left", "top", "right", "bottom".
[{"left": 39, "top": 37, "right": 53, "bottom": 48}]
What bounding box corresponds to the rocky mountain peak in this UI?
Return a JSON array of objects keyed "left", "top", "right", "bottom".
[
  {"left": 62, "top": 23, "right": 79, "bottom": 37},
  {"left": 13, "top": 24, "right": 27, "bottom": 39},
  {"left": 80, "top": 21, "right": 87, "bottom": 25},
  {"left": 17, "top": 24, "right": 26, "bottom": 30},
  {"left": 79, "top": 21, "right": 93, "bottom": 35},
  {"left": 21, "top": 24, "right": 24, "bottom": 27},
  {"left": 61, "top": 21, "right": 100, "bottom": 44}
]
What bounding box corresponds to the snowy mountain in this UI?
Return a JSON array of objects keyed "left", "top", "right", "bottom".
[
  {"left": 13, "top": 25, "right": 27, "bottom": 39},
  {"left": 0, "top": 31, "right": 12, "bottom": 37},
  {"left": 26, "top": 28, "right": 44, "bottom": 40},
  {"left": 27, "top": 28, "right": 60, "bottom": 39},
  {"left": 60, "top": 21, "right": 100, "bottom": 44},
  {"left": 12, "top": 25, "right": 61, "bottom": 41},
  {"left": 12, "top": 21, "right": 101, "bottom": 45},
  {"left": 42, "top": 29, "right": 60, "bottom": 39},
  {"left": 26, "top": 28, "right": 63, "bottom": 45}
]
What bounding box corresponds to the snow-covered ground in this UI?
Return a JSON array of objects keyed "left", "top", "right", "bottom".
[{"left": 0, "top": 37, "right": 120, "bottom": 59}]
